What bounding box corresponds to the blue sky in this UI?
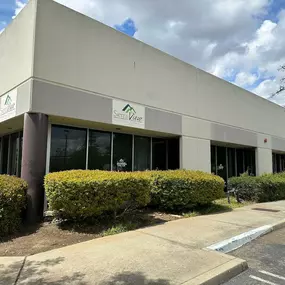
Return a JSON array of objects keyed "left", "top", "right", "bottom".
[
  {"left": 1, "top": 0, "right": 285, "bottom": 104},
  {"left": 0, "top": 0, "right": 28, "bottom": 32},
  {"left": 0, "top": 0, "right": 16, "bottom": 31},
  {"left": 114, "top": 18, "right": 137, "bottom": 37}
]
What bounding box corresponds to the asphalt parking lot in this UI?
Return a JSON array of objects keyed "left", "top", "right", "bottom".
[{"left": 224, "top": 227, "right": 285, "bottom": 284}]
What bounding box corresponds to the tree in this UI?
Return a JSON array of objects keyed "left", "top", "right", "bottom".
[{"left": 275, "top": 65, "right": 285, "bottom": 95}]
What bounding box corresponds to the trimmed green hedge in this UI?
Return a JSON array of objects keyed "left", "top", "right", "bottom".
[
  {"left": 228, "top": 173, "right": 285, "bottom": 202},
  {"left": 45, "top": 170, "right": 151, "bottom": 219},
  {"left": 0, "top": 175, "right": 27, "bottom": 237},
  {"left": 149, "top": 170, "right": 225, "bottom": 211},
  {"left": 45, "top": 170, "right": 225, "bottom": 218}
]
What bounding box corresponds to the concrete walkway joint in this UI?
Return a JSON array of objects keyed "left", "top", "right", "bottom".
[{"left": 1, "top": 201, "right": 285, "bottom": 285}]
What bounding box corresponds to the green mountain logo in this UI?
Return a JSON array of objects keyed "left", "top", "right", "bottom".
[
  {"left": 122, "top": 104, "right": 136, "bottom": 114},
  {"left": 4, "top": 95, "right": 12, "bottom": 106}
]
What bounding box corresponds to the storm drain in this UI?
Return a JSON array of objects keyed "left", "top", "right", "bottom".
[{"left": 252, "top": 207, "right": 280, "bottom": 213}]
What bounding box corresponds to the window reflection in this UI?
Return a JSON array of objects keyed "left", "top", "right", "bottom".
[
  {"left": 273, "top": 153, "right": 285, "bottom": 173},
  {"left": 211, "top": 145, "right": 256, "bottom": 182},
  {"left": 152, "top": 138, "right": 166, "bottom": 170},
  {"left": 134, "top": 136, "right": 150, "bottom": 171},
  {"left": 49, "top": 125, "right": 180, "bottom": 173},
  {"left": 50, "top": 126, "right": 87, "bottom": 172},
  {"left": 113, "top": 133, "right": 132, "bottom": 172},
  {"left": 9, "top": 133, "right": 20, "bottom": 176},
  {"left": 0, "top": 131, "right": 23, "bottom": 177},
  {"left": 88, "top": 131, "right": 111, "bottom": 170}
]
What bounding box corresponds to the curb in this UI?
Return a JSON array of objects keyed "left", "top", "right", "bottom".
[
  {"left": 186, "top": 257, "right": 248, "bottom": 285},
  {"left": 206, "top": 219, "right": 285, "bottom": 254},
  {"left": 192, "top": 219, "right": 285, "bottom": 285}
]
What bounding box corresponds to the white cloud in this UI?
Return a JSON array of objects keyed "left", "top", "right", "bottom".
[
  {"left": 12, "top": 0, "right": 26, "bottom": 19},
  {"left": 0, "top": 29, "right": 4, "bottom": 35},
  {"left": 235, "top": 72, "right": 259, "bottom": 87},
  {"left": 5, "top": 0, "right": 285, "bottom": 104},
  {"left": 253, "top": 79, "right": 278, "bottom": 98}
]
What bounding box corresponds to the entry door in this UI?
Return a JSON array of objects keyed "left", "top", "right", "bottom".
[
  {"left": 1, "top": 135, "right": 9, "bottom": 174},
  {"left": 152, "top": 139, "right": 167, "bottom": 170},
  {"left": 216, "top": 146, "right": 227, "bottom": 183}
]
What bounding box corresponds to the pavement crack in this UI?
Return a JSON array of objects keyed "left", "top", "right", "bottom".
[
  {"left": 14, "top": 256, "right": 27, "bottom": 285},
  {"left": 202, "top": 218, "right": 255, "bottom": 229},
  {"left": 137, "top": 230, "right": 196, "bottom": 249}
]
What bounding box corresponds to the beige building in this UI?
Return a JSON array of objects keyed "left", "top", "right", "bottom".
[{"left": 1, "top": 0, "right": 284, "bottom": 220}]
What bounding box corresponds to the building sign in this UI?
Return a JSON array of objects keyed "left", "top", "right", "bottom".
[
  {"left": 0, "top": 90, "right": 17, "bottom": 123},
  {"left": 112, "top": 100, "right": 145, "bottom": 129}
]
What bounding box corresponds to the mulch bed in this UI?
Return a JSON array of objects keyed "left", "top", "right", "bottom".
[{"left": 0, "top": 209, "right": 180, "bottom": 256}]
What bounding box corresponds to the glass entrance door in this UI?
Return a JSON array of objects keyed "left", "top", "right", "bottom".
[
  {"left": 211, "top": 145, "right": 256, "bottom": 182},
  {"left": 152, "top": 138, "right": 167, "bottom": 170},
  {"left": 1, "top": 135, "right": 9, "bottom": 174},
  {"left": 216, "top": 146, "right": 227, "bottom": 183}
]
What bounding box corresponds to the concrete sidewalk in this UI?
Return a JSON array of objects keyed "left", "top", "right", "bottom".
[{"left": 1, "top": 201, "right": 285, "bottom": 285}]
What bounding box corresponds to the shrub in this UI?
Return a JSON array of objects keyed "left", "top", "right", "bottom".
[
  {"left": 149, "top": 170, "right": 225, "bottom": 211},
  {"left": 44, "top": 170, "right": 151, "bottom": 220},
  {"left": 228, "top": 175, "right": 260, "bottom": 201},
  {"left": 228, "top": 173, "right": 285, "bottom": 202},
  {"left": 0, "top": 175, "right": 27, "bottom": 237}
]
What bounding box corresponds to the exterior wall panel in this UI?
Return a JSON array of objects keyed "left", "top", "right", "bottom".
[
  {"left": 210, "top": 124, "right": 257, "bottom": 147},
  {"left": 32, "top": 0, "right": 285, "bottom": 144},
  {"left": 145, "top": 108, "right": 182, "bottom": 135},
  {"left": 272, "top": 137, "right": 285, "bottom": 152},
  {"left": 0, "top": 0, "right": 36, "bottom": 96},
  {"left": 32, "top": 80, "right": 112, "bottom": 124},
  {"left": 16, "top": 80, "right": 32, "bottom": 115},
  {"left": 180, "top": 136, "right": 211, "bottom": 172}
]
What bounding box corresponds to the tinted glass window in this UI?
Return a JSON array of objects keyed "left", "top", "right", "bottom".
[
  {"left": 152, "top": 138, "right": 166, "bottom": 170},
  {"left": 244, "top": 149, "right": 256, "bottom": 175},
  {"left": 273, "top": 153, "right": 277, "bottom": 173},
  {"left": 236, "top": 149, "right": 244, "bottom": 176},
  {"left": 113, "top": 133, "right": 132, "bottom": 171},
  {"left": 167, "top": 138, "right": 180, "bottom": 170},
  {"left": 1, "top": 135, "right": 9, "bottom": 174},
  {"left": 211, "top": 145, "right": 217, "bottom": 174},
  {"left": 227, "top": 148, "right": 236, "bottom": 178},
  {"left": 88, "top": 131, "right": 111, "bottom": 170},
  {"left": 216, "top": 146, "right": 227, "bottom": 182},
  {"left": 281, "top": 155, "right": 285, "bottom": 172},
  {"left": 50, "top": 126, "right": 87, "bottom": 172},
  {"left": 134, "top": 136, "right": 150, "bottom": 171},
  {"left": 9, "top": 133, "right": 20, "bottom": 176}
]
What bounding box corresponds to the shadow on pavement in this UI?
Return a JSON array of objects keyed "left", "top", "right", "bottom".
[
  {"left": 0, "top": 256, "right": 87, "bottom": 285},
  {"left": 99, "top": 271, "right": 171, "bottom": 285}
]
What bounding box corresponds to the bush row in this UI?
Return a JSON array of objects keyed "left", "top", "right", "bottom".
[
  {"left": 228, "top": 173, "right": 285, "bottom": 202},
  {"left": 45, "top": 170, "right": 225, "bottom": 219},
  {"left": 45, "top": 170, "right": 151, "bottom": 219},
  {"left": 0, "top": 175, "right": 27, "bottom": 237},
  {"left": 150, "top": 170, "right": 225, "bottom": 211}
]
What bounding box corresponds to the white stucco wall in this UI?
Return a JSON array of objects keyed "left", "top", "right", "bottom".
[
  {"left": 256, "top": 148, "right": 273, "bottom": 175},
  {"left": 2, "top": 0, "right": 285, "bottom": 175},
  {"left": 180, "top": 136, "right": 211, "bottom": 172},
  {"left": 0, "top": 0, "right": 36, "bottom": 97},
  {"left": 31, "top": 0, "right": 285, "bottom": 144}
]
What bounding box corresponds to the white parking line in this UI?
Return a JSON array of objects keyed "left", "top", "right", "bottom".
[
  {"left": 259, "top": 270, "right": 285, "bottom": 281},
  {"left": 249, "top": 275, "right": 279, "bottom": 285}
]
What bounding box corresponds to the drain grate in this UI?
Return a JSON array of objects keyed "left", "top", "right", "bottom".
[{"left": 252, "top": 207, "right": 280, "bottom": 213}]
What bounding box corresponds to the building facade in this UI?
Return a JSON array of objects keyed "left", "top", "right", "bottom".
[{"left": 1, "top": 0, "right": 285, "bottom": 220}]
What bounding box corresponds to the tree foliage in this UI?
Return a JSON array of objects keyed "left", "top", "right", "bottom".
[{"left": 275, "top": 65, "right": 285, "bottom": 96}]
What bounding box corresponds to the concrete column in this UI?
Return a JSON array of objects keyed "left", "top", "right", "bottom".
[
  {"left": 21, "top": 113, "right": 48, "bottom": 224},
  {"left": 255, "top": 147, "right": 272, "bottom": 175},
  {"left": 180, "top": 136, "right": 211, "bottom": 172}
]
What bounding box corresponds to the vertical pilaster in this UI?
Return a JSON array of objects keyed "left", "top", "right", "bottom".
[{"left": 21, "top": 113, "right": 48, "bottom": 224}]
